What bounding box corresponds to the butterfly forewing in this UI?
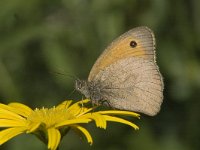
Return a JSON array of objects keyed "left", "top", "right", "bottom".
[{"left": 88, "top": 26, "right": 156, "bottom": 81}]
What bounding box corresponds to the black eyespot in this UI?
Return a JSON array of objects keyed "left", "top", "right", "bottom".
[{"left": 130, "top": 40, "right": 137, "bottom": 48}]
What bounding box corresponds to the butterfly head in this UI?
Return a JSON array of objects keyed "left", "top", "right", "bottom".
[{"left": 75, "top": 79, "right": 90, "bottom": 98}]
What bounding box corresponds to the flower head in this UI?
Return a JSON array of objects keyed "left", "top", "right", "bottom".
[{"left": 0, "top": 99, "right": 140, "bottom": 150}]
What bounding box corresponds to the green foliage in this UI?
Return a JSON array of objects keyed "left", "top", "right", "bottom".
[{"left": 0, "top": 0, "right": 200, "bottom": 149}]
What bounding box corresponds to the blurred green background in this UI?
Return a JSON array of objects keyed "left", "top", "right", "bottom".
[{"left": 0, "top": 0, "right": 200, "bottom": 150}]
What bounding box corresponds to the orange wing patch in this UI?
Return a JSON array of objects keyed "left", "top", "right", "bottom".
[{"left": 88, "top": 27, "right": 155, "bottom": 81}]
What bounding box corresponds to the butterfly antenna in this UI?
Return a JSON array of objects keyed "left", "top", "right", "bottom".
[
  {"left": 50, "top": 70, "right": 78, "bottom": 80},
  {"left": 66, "top": 88, "right": 76, "bottom": 99}
]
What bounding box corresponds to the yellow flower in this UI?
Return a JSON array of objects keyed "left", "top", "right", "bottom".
[{"left": 0, "top": 99, "right": 140, "bottom": 150}]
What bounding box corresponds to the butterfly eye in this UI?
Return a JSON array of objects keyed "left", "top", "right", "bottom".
[
  {"left": 130, "top": 40, "right": 137, "bottom": 48},
  {"left": 75, "top": 80, "right": 81, "bottom": 89}
]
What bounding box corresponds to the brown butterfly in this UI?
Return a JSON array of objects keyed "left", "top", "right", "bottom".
[{"left": 75, "top": 26, "right": 164, "bottom": 116}]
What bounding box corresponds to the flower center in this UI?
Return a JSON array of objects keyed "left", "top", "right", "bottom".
[{"left": 27, "top": 107, "right": 75, "bottom": 128}]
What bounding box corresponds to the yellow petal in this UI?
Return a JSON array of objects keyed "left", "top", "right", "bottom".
[
  {"left": 67, "top": 100, "right": 92, "bottom": 117},
  {"left": 72, "top": 125, "right": 93, "bottom": 145},
  {"left": 55, "top": 118, "right": 91, "bottom": 128},
  {"left": 80, "top": 113, "right": 107, "bottom": 129},
  {"left": 8, "top": 103, "right": 33, "bottom": 117},
  {"left": 68, "top": 106, "right": 82, "bottom": 117},
  {"left": 56, "top": 100, "right": 73, "bottom": 109},
  {"left": 0, "top": 127, "right": 26, "bottom": 145},
  {"left": 76, "top": 107, "right": 93, "bottom": 117},
  {"left": 68, "top": 99, "right": 90, "bottom": 111},
  {"left": 48, "top": 128, "right": 61, "bottom": 150},
  {"left": 26, "top": 122, "right": 41, "bottom": 133},
  {"left": 92, "top": 113, "right": 107, "bottom": 129},
  {"left": 0, "top": 103, "right": 12, "bottom": 110},
  {"left": 104, "top": 115, "right": 139, "bottom": 130},
  {"left": 0, "top": 119, "right": 26, "bottom": 127},
  {"left": 98, "top": 110, "right": 140, "bottom": 118},
  {"left": 0, "top": 108, "right": 25, "bottom": 121}
]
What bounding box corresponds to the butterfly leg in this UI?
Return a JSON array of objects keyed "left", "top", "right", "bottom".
[{"left": 100, "top": 99, "right": 115, "bottom": 110}]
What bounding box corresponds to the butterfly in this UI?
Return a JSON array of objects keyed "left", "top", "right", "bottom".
[{"left": 75, "top": 26, "right": 164, "bottom": 116}]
